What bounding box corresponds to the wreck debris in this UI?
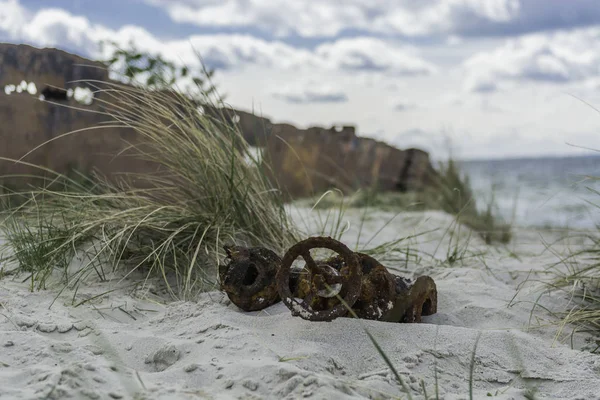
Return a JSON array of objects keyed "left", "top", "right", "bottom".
[
  {"left": 381, "top": 276, "right": 438, "bottom": 323},
  {"left": 218, "top": 245, "right": 282, "bottom": 311},
  {"left": 277, "top": 237, "right": 362, "bottom": 322},
  {"left": 218, "top": 236, "right": 438, "bottom": 323}
]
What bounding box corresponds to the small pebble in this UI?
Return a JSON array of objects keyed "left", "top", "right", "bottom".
[
  {"left": 148, "top": 344, "right": 180, "bottom": 372},
  {"left": 14, "top": 315, "right": 36, "bottom": 328},
  {"left": 108, "top": 393, "right": 123, "bottom": 399},
  {"left": 242, "top": 379, "right": 259, "bottom": 391},
  {"left": 78, "top": 329, "right": 93, "bottom": 338},
  {"left": 303, "top": 376, "right": 317, "bottom": 386},
  {"left": 57, "top": 324, "right": 73, "bottom": 333},
  {"left": 86, "top": 345, "right": 105, "bottom": 355},
  {"left": 73, "top": 322, "right": 89, "bottom": 331},
  {"left": 50, "top": 342, "right": 73, "bottom": 353},
  {"left": 80, "top": 389, "right": 100, "bottom": 400},
  {"left": 224, "top": 380, "right": 234, "bottom": 389},
  {"left": 403, "top": 355, "right": 418, "bottom": 363},
  {"left": 38, "top": 323, "right": 57, "bottom": 333},
  {"left": 3, "top": 341, "right": 14, "bottom": 347},
  {"left": 184, "top": 364, "right": 199, "bottom": 373}
]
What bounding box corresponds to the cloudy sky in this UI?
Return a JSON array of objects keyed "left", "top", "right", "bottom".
[{"left": 2, "top": 0, "right": 600, "bottom": 159}]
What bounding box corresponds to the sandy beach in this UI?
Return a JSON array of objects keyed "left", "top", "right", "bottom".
[
  {"left": 4, "top": 1, "right": 600, "bottom": 399},
  {"left": 1, "top": 208, "right": 599, "bottom": 400}
]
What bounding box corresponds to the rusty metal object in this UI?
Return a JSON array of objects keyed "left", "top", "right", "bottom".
[
  {"left": 381, "top": 276, "right": 438, "bottom": 323},
  {"left": 276, "top": 236, "right": 362, "bottom": 322},
  {"left": 348, "top": 253, "right": 398, "bottom": 320},
  {"left": 218, "top": 237, "right": 438, "bottom": 323},
  {"left": 218, "top": 245, "right": 282, "bottom": 311}
]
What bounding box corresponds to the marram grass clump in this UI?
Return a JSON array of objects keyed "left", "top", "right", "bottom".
[
  {"left": 0, "top": 82, "right": 298, "bottom": 299},
  {"left": 301, "top": 159, "right": 512, "bottom": 245},
  {"left": 548, "top": 234, "right": 600, "bottom": 351},
  {"left": 433, "top": 159, "right": 512, "bottom": 245},
  {"left": 537, "top": 176, "right": 600, "bottom": 351}
]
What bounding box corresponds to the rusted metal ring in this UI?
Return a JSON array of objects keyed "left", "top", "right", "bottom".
[{"left": 276, "top": 236, "right": 362, "bottom": 321}]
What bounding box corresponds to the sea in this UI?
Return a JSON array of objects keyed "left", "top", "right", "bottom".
[{"left": 458, "top": 154, "right": 600, "bottom": 230}]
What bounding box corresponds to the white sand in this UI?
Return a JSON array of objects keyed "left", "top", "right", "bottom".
[{"left": 1, "top": 209, "right": 600, "bottom": 399}]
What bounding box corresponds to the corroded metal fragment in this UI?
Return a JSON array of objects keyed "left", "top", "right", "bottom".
[
  {"left": 381, "top": 276, "right": 438, "bottom": 323},
  {"left": 319, "top": 253, "right": 396, "bottom": 320},
  {"left": 218, "top": 237, "right": 438, "bottom": 323},
  {"left": 218, "top": 245, "right": 282, "bottom": 311},
  {"left": 277, "top": 236, "right": 362, "bottom": 322}
]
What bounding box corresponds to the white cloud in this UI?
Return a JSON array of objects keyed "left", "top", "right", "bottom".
[
  {"left": 0, "top": 0, "right": 27, "bottom": 38},
  {"left": 104, "top": 34, "right": 435, "bottom": 77},
  {"left": 144, "top": 0, "right": 368, "bottom": 37},
  {"left": 26, "top": 9, "right": 88, "bottom": 47},
  {"left": 315, "top": 38, "right": 436, "bottom": 75},
  {"left": 271, "top": 81, "right": 348, "bottom": 104},
  {"left": 143, "top": 0, "right": 600, "bottom": 39},
  {"left": 101, "top": 31, "right": 314, "bottom": 71},
  {"left": 463, "top": 27, "right": 600, "bottom": 92},
  {"left": 376, "top": 0, "right": 520, "bottom": 37},
  {"left": 0, "top": 2, "right": 436, "bottom": 78},
  {"left": 0, "top": 2, "right": 114, "bottom": 51}
]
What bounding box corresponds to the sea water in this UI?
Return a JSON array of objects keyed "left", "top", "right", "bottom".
[{"left": 459, "top": 155, "right": 600, "bottom": 230}]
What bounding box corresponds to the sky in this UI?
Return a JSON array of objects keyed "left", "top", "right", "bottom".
[{"left": 2, "top": 0, "right": 600, "bottom": 160}]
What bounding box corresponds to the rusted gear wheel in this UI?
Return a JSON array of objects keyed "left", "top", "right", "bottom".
[{"left": 276, "top": 236, "right": 362, "bottom": 321}]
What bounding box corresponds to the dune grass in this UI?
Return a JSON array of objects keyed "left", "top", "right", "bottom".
[
  {"left": 300, "top": 159, "right": 512, "bottom": 245},
  {"left": 545, "top": 233, "right": 600, "bottom": 351},
  {"left": 524, "top": 174, "right": 600, "bottom": 351},
  {"left": 0, "top": 81, "right": 298, "bottom": 299}
]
